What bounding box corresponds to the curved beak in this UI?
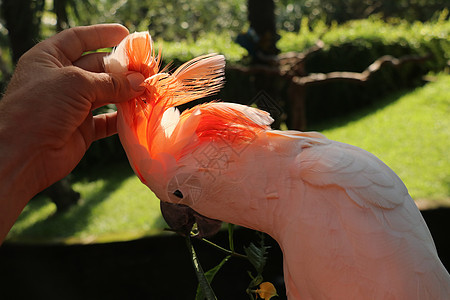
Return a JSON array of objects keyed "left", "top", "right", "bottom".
[{"left": 160, "top": 201, "right": 222, "bottom": 238}]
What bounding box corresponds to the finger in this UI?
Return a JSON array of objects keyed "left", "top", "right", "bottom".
[
  {"left": 45, "top": 24, "right": 129, "bottom": 63},
  {"left": 74, "top": 52, "right": 109, "bottom": 72},
  {"left": 76, "top": 112, "right": 96, "bottom": 151},
  {"left": 93, "top": 112, "right": 118, "bottom": 141},
  {"left": 87, "top": 71, "right": 146, "bottom": 107}
]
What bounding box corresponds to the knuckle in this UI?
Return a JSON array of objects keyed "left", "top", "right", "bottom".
[
  {"left": 108, "top": 74, "right": 125, "bottom": 98},
  {"left": 61, "top": 66, "right": 88, "bottom": 84},
  {"left": 109, "top": 74, "right": 121, "bottom": 91}
]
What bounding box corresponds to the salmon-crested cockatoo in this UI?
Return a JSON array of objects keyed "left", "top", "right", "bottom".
[{"left": 104, "top": 32, "right": 450, "bottom": 299}]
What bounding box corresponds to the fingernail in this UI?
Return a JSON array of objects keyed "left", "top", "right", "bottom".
[{"left": 127, "top": 72, "right": 145, "bottom": 92}]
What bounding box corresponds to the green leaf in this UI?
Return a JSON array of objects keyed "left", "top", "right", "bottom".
[
  {"left": 244, "top": 241, "right": 269, "bottom": 275},
  {"left": 186, "top": 237, "right": 217, "bottom": 300},
  {"left": 247, "top": 271, "right": 264, "bottom": 288},
  {"left": 195, "top": 255, "right": 231, "bottom": 300}
]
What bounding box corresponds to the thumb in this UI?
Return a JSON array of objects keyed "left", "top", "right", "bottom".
[{"left": 88, "top": 71, "right": 146, "bottom": 107}]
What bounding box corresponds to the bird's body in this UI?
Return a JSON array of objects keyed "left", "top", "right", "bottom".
[{"left": 104, "top": 32, "right": 450, "bottom": 299}]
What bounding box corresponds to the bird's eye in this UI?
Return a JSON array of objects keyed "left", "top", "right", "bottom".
[{"left": 173, "top": 190, "right": 183, "bottom": 198}]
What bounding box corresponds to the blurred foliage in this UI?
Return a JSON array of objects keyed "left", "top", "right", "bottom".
[
  {"left": 63, "top": 0, "right": 247, "bottom": 41},
  {"left": 158, "top": 32, "right": 246, "bottom": 64},
  {"left": 1, "top": 0, "right": 45, "bottom": 63},
  {"left": 36, "top": 0, "right": 450, "bottom": 40},
  {"left": 0, "top": 0, "right": 448, "bottom": 74},
  {"left": 276, "top": 0, "right": 449, "bottom": 31},
  {"left": 52, "top": 0, "right": 96, "bottom": 31}
]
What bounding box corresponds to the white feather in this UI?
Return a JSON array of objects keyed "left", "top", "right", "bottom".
[
  {"left": 214, "top": 102, "right": 274, "bottom": 126},
  {"left": 103, "top": 37, "right": 129, "bottom": 73},
  {"left": 161, "top": 107, "right": 180, "bottom": 138}
]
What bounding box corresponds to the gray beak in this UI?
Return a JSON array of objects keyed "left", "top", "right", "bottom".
[{"left": 160, "top": 201, "right": 222, "bottom": 238}]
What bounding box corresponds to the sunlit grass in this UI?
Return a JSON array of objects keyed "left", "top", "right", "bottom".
[
  {"left": 72, "top": 175, "right": 163, "bottom": 238},
  {"left": 317, "top": 73, "right": 450, "bottom": 203},
  {"left": 6, "top": 162, "right": 164, "bottom": 244}
]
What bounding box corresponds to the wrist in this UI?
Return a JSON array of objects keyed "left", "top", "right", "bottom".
[{"left": 0, "top": 97, "right": 43, "bottom": 242}]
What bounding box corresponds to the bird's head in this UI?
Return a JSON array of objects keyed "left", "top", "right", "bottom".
[
  {"left": 104, "top": 31, "right": 227, "bottom": 237},
  {"left": 105, "top": 31, "right": 276, "bottom": 237}
]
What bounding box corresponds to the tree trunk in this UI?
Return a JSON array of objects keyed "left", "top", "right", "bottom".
[
  {"left": 1, "top": 0, "right": 45, "bottom": 63},
  {"left": 247, "top": 0, "right": 280, "bottom": 60},
  {"left": 53, "top": 0, "right": 69, "bottom": 32}
]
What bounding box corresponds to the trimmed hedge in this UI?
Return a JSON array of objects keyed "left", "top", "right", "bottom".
[{"left": 279, "top": 14, "right": 449, "bottom": 72}]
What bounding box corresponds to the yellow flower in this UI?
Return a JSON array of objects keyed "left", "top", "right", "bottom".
[{"left": 256, "top": 282, "right": 278, "bottom": 299}]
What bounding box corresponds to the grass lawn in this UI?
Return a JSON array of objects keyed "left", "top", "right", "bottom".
[
  {"left": 6, "top": 73, "right": 449, "bottom": 244},
  {"left": 6, "top": 162, "right": 165, "bottom": 244}
]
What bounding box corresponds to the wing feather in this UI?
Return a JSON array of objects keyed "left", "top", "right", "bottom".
[
  {"left": 295, "top": 138, "right": 437, "bottom": 245},
  {"left": 298, "top": 141, "right": 406, "bottom": 209}
]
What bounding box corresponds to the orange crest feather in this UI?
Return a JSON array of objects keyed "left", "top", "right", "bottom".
[
  {"left": 105, "top": 32, "right": 273, "bottom": 159},
  {"left": 125, "top": 32, "right": 161, "bottom": 78}
]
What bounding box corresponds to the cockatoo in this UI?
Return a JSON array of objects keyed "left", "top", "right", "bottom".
[{"left": 104, "top": 32, "right": 450, "bottom": 299}]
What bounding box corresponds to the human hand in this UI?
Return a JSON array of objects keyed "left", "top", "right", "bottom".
[
  {"left": 1, "top": 24, "right": 144, "bottom": 192},
  {"left": 0, "top": 24, "right": 144, "bottom": 241}
]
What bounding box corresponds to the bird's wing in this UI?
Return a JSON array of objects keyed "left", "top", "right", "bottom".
[
  {"left": 284, "top": 137, "right": 450, "bottom": 298},
  {"left": 299, "top": 140, "right": 406, "bottom": 209},
  {"left": 294, "top": 138, "right": 438, "bottom": 255}
]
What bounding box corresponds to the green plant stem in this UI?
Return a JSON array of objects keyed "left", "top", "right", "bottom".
[
  {"left": 201, "top": 238, "right": 248, "bottom": 259},
  {"left": 228, "top": 223, "right": 235, "bottom": 252},
  {"left": 186, "top": 236, "right": 217, "bottom": 300}
]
